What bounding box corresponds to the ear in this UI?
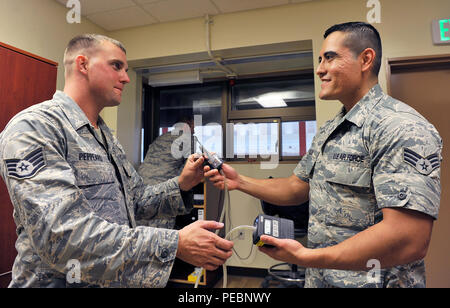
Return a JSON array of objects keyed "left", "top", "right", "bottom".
[
  {"left": 360, "top": 48, "right": 376, "bottom": 74},
  {"left": 74, "top": 55, "right": 89, "bottom": 75}
]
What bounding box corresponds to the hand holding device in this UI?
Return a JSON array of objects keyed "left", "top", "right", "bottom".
[
  {"left": 176, "top": 220, "right": 233, "bottom": 271},
  {"left": 178, "top": 153, "right": 205, "bottom": 191},
  {"left": 253, "top": 214, "right": 294, "bottom": 247},
  {"left": 194, "top": 136, "right": 223, "bottom": 170}
]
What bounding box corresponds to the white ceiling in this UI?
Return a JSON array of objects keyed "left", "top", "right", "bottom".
[{"left": 56, "top": 0, "right": 315, "bottom": 31}]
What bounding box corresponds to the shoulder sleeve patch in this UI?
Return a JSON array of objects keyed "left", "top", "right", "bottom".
[
  {"left": 403, "top": 147, "right": 440, "bottom": 175},
  {"left": 4, "top": 147, "right": 46, "bottom": 180}
]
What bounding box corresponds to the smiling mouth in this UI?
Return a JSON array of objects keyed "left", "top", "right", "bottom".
[{"left": 321, "top": 79, "right": 331, "bottom": 88}]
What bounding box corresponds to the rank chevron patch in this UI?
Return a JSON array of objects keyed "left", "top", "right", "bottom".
[
  {"left": 5, "top": 147, "right": 46, "bottom": 180},
  {"left": 403, "top": 148, "right": 440, "bottom": 175}
]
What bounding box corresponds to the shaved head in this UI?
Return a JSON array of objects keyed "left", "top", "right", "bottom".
[{"left": 63, "top": 34, "right": 126, "bottom": 76}]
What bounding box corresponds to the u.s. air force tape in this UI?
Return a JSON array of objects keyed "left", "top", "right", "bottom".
[
  {"left": 5, "top": 147, "right": 46, "bottom": 180},
  {"left": 403, "top": 148, "right": 440, "bottom": 176}
]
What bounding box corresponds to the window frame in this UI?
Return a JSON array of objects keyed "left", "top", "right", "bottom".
[
  {"left": 143, "top": 71, "right": 316, "bottom": 163},
  {"left": 280, "top": 120, "right": 317, "bottom": 161},
  {"left": 226, "top": 72, "right": 316, "bottom": 162},
  {"left": 227, "top": 71, "right": 316, "bottom": 124},
  {"left": 226, "top": 117, "right": 281, "bottom": 162},
  {"left": 142, "top": 81, "right": 227, "bottom": 158}
]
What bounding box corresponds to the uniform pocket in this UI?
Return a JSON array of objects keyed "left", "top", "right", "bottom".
[
  {"left": 74, "top": 162, "right": 115, "bottom": 185},
  {"left": 73, "top": 161, "right": 116, "bottom": 200},
  {"left": 324, "top": 162, "right": 374, "bottom": 231},
  {"left": 326, "top": 162, "right": 372, "bottom": 188}
]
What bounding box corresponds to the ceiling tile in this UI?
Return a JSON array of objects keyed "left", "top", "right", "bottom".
[
  {"left": 211, "top": 0, "right": 289, "bottom": 14},
  {"left": 56, "top": 0, "right": 137, "bottom": 15},
  {"left": 141, "top": 0, "right": 220, "bottom": 23},
  {"left": 86, "top": 6, "right": 157, "bottom": 31},
  {"left": 55, "top": 0, "right": 318, "bottom": 31}
]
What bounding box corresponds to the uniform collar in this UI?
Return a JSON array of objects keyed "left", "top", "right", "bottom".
[
  {"left": 97, "top": 116, "right": 115, "bottom": 143},
  {"left": 343, "top": 84, "right": 384, "bottom": 128},
  {"left": 54, "top": 91, "right": 116, "bottom": 146},
  {"left": 54, "top": 91, "right": 92, "bottom": 131}
]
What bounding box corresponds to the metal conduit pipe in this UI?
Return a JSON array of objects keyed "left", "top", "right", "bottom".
[{"left": 205, "top": 14, "right": 237, "bottom": 79}]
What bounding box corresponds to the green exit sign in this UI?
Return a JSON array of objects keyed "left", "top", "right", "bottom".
[{"left": 432, "top": 18, "right": 450, "bottom": 45}]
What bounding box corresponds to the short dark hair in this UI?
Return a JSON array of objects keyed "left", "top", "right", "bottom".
[
  {"left": 324, "top": 22, "right": 382, "bottom": 76},
  {"left": 64, "top": 34, "right": 126, "bottom": 68}
]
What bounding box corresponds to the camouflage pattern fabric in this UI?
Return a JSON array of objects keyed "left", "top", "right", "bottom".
[
  {"left": 0, "top": 91, "right": 192, "bottom": 288},
  {"left": 294, "top": 84, "right": 442, "bottom": 288},
  {"left": 137, "top": 131, "right": 193, "bottom": 228}
]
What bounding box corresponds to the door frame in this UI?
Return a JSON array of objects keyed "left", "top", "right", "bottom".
[{"left": 386, "top": 54, "right": 450, "bottom": 95}]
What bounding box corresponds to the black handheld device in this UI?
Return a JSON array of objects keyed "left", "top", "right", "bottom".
[
  {"left": 194, "top": 136, "right": 223, "bottom": 170},
  {"left": 252, "top": 214, "right": 294, "bottom": 247}
]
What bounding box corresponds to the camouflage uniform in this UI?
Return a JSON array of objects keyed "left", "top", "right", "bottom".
[
  {"left": 0, "top": 91, "right": 193, "bottom": 288},
  {"left": 294, "top": 84, "right": 442, "bottom": 288},
  {"left": 137, "top": 130, "right": 193, "bottom": 228}
]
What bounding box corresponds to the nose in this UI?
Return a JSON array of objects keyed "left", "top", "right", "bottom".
[
  {"left": 316, "top": 60, "right": 326, "bottom": 78},
  {"left": 121, "top": 71, "right": 130, "bottom": 84}
]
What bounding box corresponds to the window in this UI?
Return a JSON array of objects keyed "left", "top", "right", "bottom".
[
  {"left": 143, "top": 74, "right": 316, "bottom": 163},
  {"left": 227, "top": 74, "right": 316, "bottom": 161},
  {"left": 142, "top": 83, "right": 223, "bottom": 161},
  {"left": 158, "top": 85, "right": 222, "bottom": 134},
  {"left": 227, "top": 119, "right": 317, "bottom": 161},
  {"left": 230, "top": 119, "right": 279, "bottom": 159},
  {"left": 194, "top": 123, "right": 223, "bottom": 159},
  {"left": 281, "top": 120, "right": 317, "bottom": 158},
  {"left": 231, "top": 79, "right": 315, "bottom": 110}
]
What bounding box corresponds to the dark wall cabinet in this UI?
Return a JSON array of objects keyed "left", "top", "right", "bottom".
[{"left": 0, "top": 42, "right": 57, "bottom": 288}]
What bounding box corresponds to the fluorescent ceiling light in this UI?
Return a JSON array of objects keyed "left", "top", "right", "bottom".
[
  {"left": 255, "top": 93, "right": 288, "bottom": 108},
  {"left": 239, "top": 90, "right": 314, "bottom": 108},
  {"left": 148, "top": 70, "right": 202, "bottom": 87}
]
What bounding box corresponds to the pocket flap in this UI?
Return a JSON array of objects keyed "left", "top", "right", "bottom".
[
  {"left": 73, "top": 162, "right": 115, "bottom": 186},
  {"left": 326, "top": 162, "right": 372, "bottom": 188}
]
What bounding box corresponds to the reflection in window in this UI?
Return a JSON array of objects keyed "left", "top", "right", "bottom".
[
  {"left": 194, "top": 124, "right": 223, "bottom": 159},
  {"left": 282, "top": 121, "right": 316, "bottom": 157},
  {"left": 157, "top": 85, "right": 223, "bottom": 157},
  {"left": 147, "top": 76, "right": 318, "bottom": 163},
  {"left": 232, "top": 79, "right": 315, "bottom": 110},
  {"left": 232, "top": 121, "right": 279, "bottom": 158}
]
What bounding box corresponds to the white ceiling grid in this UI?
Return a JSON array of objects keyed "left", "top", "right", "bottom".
[{"left": 56, "top": 0, "right": 315, "bottom": 31}]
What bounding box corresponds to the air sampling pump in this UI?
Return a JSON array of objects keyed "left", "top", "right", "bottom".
[{"left": 252, "top": 214, "right": 295, "bottom": 247}]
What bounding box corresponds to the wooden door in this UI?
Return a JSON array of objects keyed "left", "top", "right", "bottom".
[
  {"left": 387, "top": 55, "right": 450, "bottom": 288},
  {"left": 0, "top": 42, "right": 57, "bottom": 287}
]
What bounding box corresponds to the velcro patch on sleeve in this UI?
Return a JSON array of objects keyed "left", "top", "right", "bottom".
[
  {"left": 5, "top": 147, "right": 46, "bottom": 180},
  {"left": 403, "top": 148, "right": 440, "bottom": 175}
]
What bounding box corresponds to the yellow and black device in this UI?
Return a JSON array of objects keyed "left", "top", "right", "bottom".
[{"left": 252, "top": 214, "right": 294, "bottom": 247}]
